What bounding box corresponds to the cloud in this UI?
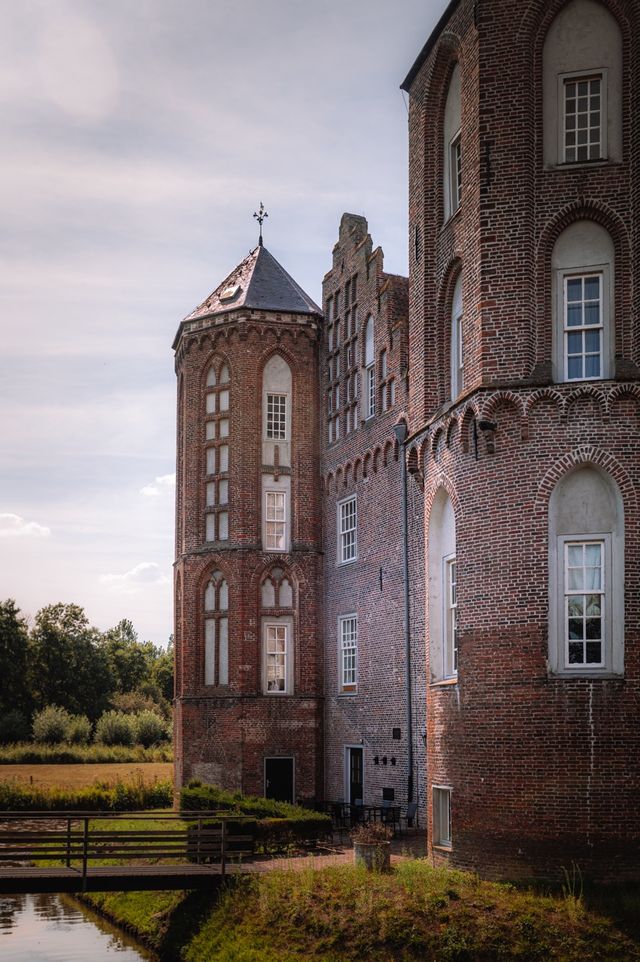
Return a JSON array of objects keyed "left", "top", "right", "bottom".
[
  {"left": 140, "top": 473, "right": 176, "bottom": 497},
  {"left": 100, "top": 562, "right": 169, "bottom": 593},
  {"left": 0, "top": 513, "right": 51, "bottom": 538}
]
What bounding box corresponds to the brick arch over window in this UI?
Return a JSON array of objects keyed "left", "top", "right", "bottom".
[
  {"left": 424, "top": 473, "right": 463, "bottom": 522},
  {"left": 519, "top": 0, "right": 631, "bottom": 50},
  {"left": 433, "top": 260, "right": 463, "bottom": 408},
  {"left": 534, "top": 204, "right": 632, "bottom": 376},
  {"left": 534, "top": 446, "right": 637, "bottom": 515},
  {"left": 421, "top": 40, "right": 462, "bottom": 230}
]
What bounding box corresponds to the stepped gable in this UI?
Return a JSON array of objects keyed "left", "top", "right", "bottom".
[{"left": 184, "top": 245, "right": 322, "bottom": 322}]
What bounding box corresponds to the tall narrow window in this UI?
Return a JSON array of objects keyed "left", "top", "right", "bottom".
[
  {"left": 565, "top": 541, "right": 604, "bottom": 667},
  {"left": 265, "top": 624, "right": 287, "bottom": 693},
  {"left": 338, "top": 496, "right": 357, "bottom": 564},
  {"left": 266, "top": 394, "right": 287, "bottom": 440},
  {"left": 444, "top": 556, "right": 458, "bottom": 678},
  {"left": 433, "top": 787, "right": 452, "bottom": 848},
  {"left": 203, "top": 570, "right": 228, "bottom": 687},
  {"left": 564, "top": 273, "right": 603, "bottom": 380},
  {"left": 364, "top": 316, "right": 375, "bottom": 419},
  {"left": 562, "top": 74, "right": 605, "bottom": 163},
  {"left": 204, "top": 362, "right": 231, "bottom": 544},
  {"left": 339, "top": 615, "right": 357, "bottom": 692},
  {"left": 443, "top": 63, "right": 461, "bottom": 220},
  {"left": 450, "top": 274, "right": 464, "bottom": 399},
  {"left": 265, "top": 491, "right": 286, "bottom": 551}
]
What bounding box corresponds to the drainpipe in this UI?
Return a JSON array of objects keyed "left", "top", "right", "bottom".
[{"left": 393, "top": 422, "right": 413, "bottom": 813}]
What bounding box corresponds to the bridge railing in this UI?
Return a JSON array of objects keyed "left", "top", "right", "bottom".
[{"left": 0, "top": 811, "right": 255, "bottom": 887}]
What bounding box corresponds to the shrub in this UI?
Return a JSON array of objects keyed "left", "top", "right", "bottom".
[
  {"left": 32, "top": 706, "right": 72, "bottom": 744},
  {"left": 66, "top": 714, "right": 92, "bottom": 745},
  {"left": 95, "top": 710, "right": 136, "bottom": 746},
  {"left": 133, "top": 710, "right": 167, "bottom": 747},
  {"left": 0, "top": 710, "right": 31, "bottom": 744}
]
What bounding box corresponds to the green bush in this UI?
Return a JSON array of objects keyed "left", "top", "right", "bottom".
[
  {"left": 180, "top": 783, "right": 331, "bottom": 853},
  {"left": 32, "top": 706, "right": 72, "bottom": 744},
  {"left": 0, "top": 777, "right": 173, "bottom": 812},
  {"left": 133, "top": 710, "right": 167, "bottom": 747},
  {"left": 67, "top": 714, "right": 92, "bottom": 745},
  {"left": 0, "top": 742, "right": 172, "bottom": 764},
  {"left": 95, "top": 710, "right": 136, "bottom": 746},
  {"left": 0, "top": 710, "right": 31, "bottom": 744}
]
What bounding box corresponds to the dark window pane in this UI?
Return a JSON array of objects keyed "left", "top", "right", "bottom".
[
  {"left": 585, "top": 642, "right": 602, "bottom": 664},
  {"left": 585, "top": 618, "right": 602, "bottom": 640},
  {"left": 585, "top": 355, "right": 601, "bottom": 378},
  {"left": 568, "top": 618, "right": 584, "bottom": 640},
  {"left": 567, "top": 357, "right": 582, "bottom": 379},
  {"left": 569, "top": 643, "right": 584, "bottom": 664}
]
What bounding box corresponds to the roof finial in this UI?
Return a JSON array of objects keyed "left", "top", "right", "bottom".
[{"left": 253, "top": 202, "right": 268, "bottom": 247}]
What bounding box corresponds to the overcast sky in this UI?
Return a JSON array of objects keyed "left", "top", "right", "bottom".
[{"left": 0, "top": 0, "right": 443, "bottom": 645}]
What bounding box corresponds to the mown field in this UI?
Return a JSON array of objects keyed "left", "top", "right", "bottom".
[{"left": 0, "top": 762, "right": 173, "bottom": 789}]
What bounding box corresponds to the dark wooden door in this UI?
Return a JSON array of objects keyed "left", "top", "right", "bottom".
[
  {"left": 348, "top": 747, "right": 363, "bottom": 804},
  {"left": 265, "top": 757, "right": 294, "bottom": 803}
]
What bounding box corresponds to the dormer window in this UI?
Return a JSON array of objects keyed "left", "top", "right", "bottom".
[{"left": 219, "top": 284, "right": 240, "bottom": 301}]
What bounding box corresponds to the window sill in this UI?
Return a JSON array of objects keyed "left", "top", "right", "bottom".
[
  {"left": 337, "top": 558, "right": 357, "bottom": 567},
  {"left": 338, "top": 689, "right": 357, "bottom": 697},
  {"left": 432, "top": 843, "right": 452, "bottom": 853},
  {"left": 546, "top": 159, "right": 618, "bottom": 172},
  {"left": 548, "top": 670, "right": 623, "bottom": 681},
  {"left": 441, "top": 206, "right": 462, "bottom": 232},
  {"left": 430, "top": 677, "right": 458, "bottom": 688}
]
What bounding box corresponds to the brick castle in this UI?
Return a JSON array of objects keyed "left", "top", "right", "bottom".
[{"left": 173, "top": 0, "right": 640, "bottom": 879}]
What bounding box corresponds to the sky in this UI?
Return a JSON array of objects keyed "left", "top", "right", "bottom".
[{"left": 0, "top": 0, "right": 444, "bottom": 646}]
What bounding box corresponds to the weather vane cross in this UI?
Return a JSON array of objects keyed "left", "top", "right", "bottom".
[{"left": 253, "top": 202, "right": 268, "bottom": 246}]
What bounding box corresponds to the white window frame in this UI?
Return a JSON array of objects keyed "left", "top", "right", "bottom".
[
  {"left": 266, "top": 393, "right": 288, "bottom": 441},
  {"left": 443, "top": 555, "right": 458, "bottom": 679},
  {"left": 558, "top": 69, "right": 608, "bottom": 165},
  {"left": 339, "top": 614, "right": 357, "bottom": 692},
  {"left": 432, "top": 786, "right": 452, "bottom": 849},
  {"left": 338, "top": 495, "right": 357, "bottom": 565},
  {"left": 449, "top": 131, "right": 462, "bottom": 212},
  {"left": 365, "top": 365, "right": 375, "bottom": 418},
  {"left": 562, "top": 271, "right": 605, "bottom": 382},
  {"left": 265, "top": 490, "right": 287, "bottom": 552},
  {"left": 564, "top": 539, "right": 605, "bottom": 669},
  {"left": 264, "top": 622, "right": 288, "bottom": 694}
]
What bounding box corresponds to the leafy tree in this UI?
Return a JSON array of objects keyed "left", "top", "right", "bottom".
[
  {"left": 0, "top": 600, "right": 31, "bottom": 716},
  {"left": 100, "top": 619, "right": 156, "bottom": 693},
  {"left": 150, "top": 637, "right": 174, "bottom": 703},
  {"left": 28, "top": 603, "right": 114, "bottom": 720}
]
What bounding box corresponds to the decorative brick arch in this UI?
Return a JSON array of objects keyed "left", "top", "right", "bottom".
[
  {"left": 608, "top": 383, "right": 640, "bottom": 413},
  {"left": 459, "top": 401, "right": 480, "bottom": 454},
  {"left": 424, "top": 473, "right": 463, "bottom": 525},
  {"left": 445, "top": 417, "right": 459, "bottom": 448},
  {"left": 383, "top": 439, "right": 394, "bottom": 467},
  {"left": 524, "top": 387, "right": 566, "bottom": 418},
  {"left": 518, "top": 0, "right": 631, "bottom": 49},
  {"left": 535, "top": 446, "right": 637, "bottom": 513},
  {"left": 353, "top": 458, "right": 362, "bottom": 482},
  {"left": 433, "top": 258, "right": 463, "bottom": 407},
  {"left": 563, "top": 384, "right": 609, "bottom": 419},
  {"left": 325, "top": 471, "right": 334, "bottom": 495},
  {"left": 534, "top": 202, "right": 632, "bottom": 372},
  {"left": 200, "top": 349, "right": 232, "bottom": 394}
]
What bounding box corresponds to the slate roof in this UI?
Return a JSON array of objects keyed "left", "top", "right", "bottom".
[{"left": 184, "top": 244, "right": 322, "bottom": 322}]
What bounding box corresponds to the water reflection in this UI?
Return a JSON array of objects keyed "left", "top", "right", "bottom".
[{"left": 0, "top": 893, "right": 156, "bottom": 961}]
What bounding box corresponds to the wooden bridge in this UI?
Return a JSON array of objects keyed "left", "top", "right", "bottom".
[{"left": 0, "top": 811, "right": 254, "bottom": 894}]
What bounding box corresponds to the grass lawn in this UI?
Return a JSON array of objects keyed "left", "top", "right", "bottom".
[
  {"left": 83, "top": 861, "right": 640, "bottom": 961},
  {"left": 0, "top": 762, "right": 173, "bottom": 789}
]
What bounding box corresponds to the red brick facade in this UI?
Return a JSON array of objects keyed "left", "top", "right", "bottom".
[{"left": 404, "top": 0, "right": 640, "bottom": 878}]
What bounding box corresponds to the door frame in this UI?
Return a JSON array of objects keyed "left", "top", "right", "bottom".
[
  {"left": 264, "top": 755, "right": 295, "bottom": 803},
  {"left": 343, "top": 745, "right": 364, "bottom": 805}
]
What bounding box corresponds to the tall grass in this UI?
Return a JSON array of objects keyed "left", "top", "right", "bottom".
[
  {"left": 0, "top": 742, "right": 172, "bottom": 764},
  {"left": 0, "top": 774, "right": 173, "bottom": 811}
]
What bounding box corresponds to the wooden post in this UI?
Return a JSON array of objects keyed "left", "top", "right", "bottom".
[
  {"left": 197, "top": 817, "right": 202, "bottom": 864},
  {"left": 221, "top": 818, "right": 226, "bottom": 877},
  {"left": 65, "top": 818, "right": 71, "bottom": 868},
  {"left": 81, "top": 817, "right": 89, "bottom": 892}
]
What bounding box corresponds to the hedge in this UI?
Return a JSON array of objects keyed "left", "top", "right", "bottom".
[
  {"left": 0, "top": 742, "right": 172, "bottom": 764},
  {"left": 0, "top": 778, "right": 173, "bottom": 812},
  {"left": 181, "top": 782, "right": 331, "bottom": 853}
]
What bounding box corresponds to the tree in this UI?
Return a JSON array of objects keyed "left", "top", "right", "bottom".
[
  {"left": 0, "top": 600, "right": 32, "bottom": 716},
  {"left": 100, "top": 619, "right": 156, "bottom": 693},
  {"left": 149, "top": 637, "right": 174, "bottom": 703},
  {"left": 28, "top": 603, "right": 114, "bottom": 720}
]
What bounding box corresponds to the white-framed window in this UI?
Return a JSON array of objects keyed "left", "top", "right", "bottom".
[
  {"left": 389, "top": 379, "right": 396, "bottom": 407},
  {"left": 560, "top": 71, "right": 607, "bottom": 164},
  {"left": 328, "top": 419, "right": 333, "bottom": 444},
  {"left": 380, "top": 349, "right": 388, "bottom": 380},
  {"left": 548, "top": 466, "right": 623, "bottom": 678},
  {"left": 265, "top": 491, "right": 286, "bottom": 551},
  {"left": 339, "top": 614, "right": 357, "bottom": 691},
  {"left": 564, "top": 540, "right": 605, "bottom": 668},
  {"left": 266, "top": 393, "right": 287, "bottom": 440},
  {"left": 364, "top": 316, "right": 375, "bottom": 419},
  {"left": 449, "top": 131, "right": 462, "bottom": 212},
  {"left": 265, "top": 623, "right": 288, "bottom": 693},
  {"left": 204, "top": 362, "right": 231, "bottom": 546},
  {"left": 204, "top": 570, "right": 229, "bottom": 687},
  {"left": 450, "top": 274, "right": 464, "bottom": 399},
  {"left": 432, "top": 786, "right": 452, "bottom": 849},
  {"left": 563, "top": 272, "right": 603, "bottom": 381},
  {"left": 444, "top": 555, "right": 458, "bottom": 678},
  {"left": 338, "top": 495, "right": 357, "bottom": 564}
]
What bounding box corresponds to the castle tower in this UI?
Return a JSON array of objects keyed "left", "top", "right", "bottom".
[
  {"left": 173, "top": 239, "right": 324, "bottom": 802},
  {"left": 403, "top": 0, "right": 640, "bottom": 878}
]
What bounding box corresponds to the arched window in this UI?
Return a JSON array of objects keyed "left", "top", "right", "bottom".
[
  {"left": 450, "top": 274, "right": 464, "bottom": 398},
  {"left": 203, "top": 570, "right": 229, "bottom": 686},
  {"left": 552, "top": 221, "right": 614, "bottom": 382},
  {"left": 363, "top": 316, "right": 375, "bottom": 419},
  {"left": 443, "top": 63, "right": 461, "bottom": 219},
  {"left": 428, "top": 489, "right": 457, "bottom": 681},
  {"left": 542, "top": 0, "right": 622, "bottom": 166},
  {"left": 259, "top": 567, "right": 294, "bottom": 695},
  {"left": 262, "top": 356, "right": 292, "bottom": 553},
  {"left": 204, "top": 362, "right": 230, "bottom": 544},
  {"left": 548, "top": 465, "right": 624, "bottom": 676}
]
